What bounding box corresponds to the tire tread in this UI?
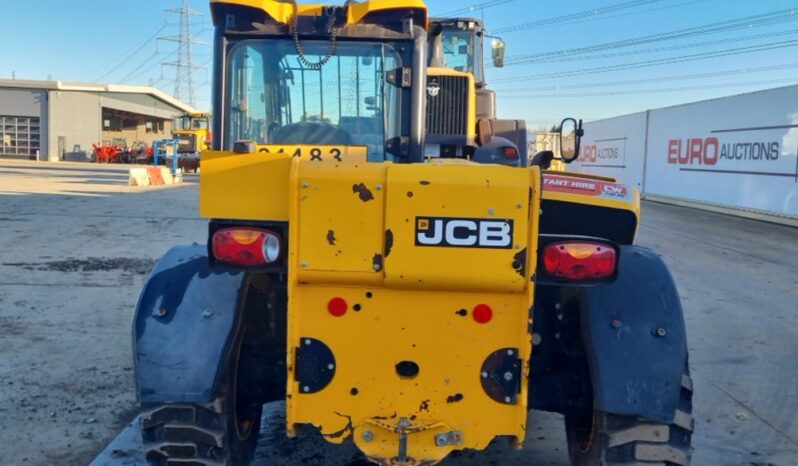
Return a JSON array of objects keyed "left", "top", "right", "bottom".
[
  {"left": 143, "top": 401, "right": 237, "bottom": 466},
  {"left": 566, "top": 367, "right": 693, "bottom": 466}
]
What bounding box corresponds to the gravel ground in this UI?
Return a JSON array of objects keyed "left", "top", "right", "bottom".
[
  {"left": 0, "top": 161, "right": 205, "bottom": 466},
  {"left": 1, "top": 160, "right": 797, "bottom": 466}
]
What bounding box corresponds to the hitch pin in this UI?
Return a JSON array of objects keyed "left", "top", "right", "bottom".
[{"left": 396, "top": 417, "right": 410, "bottom": 464}]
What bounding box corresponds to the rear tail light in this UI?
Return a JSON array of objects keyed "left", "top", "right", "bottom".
[
  {"left": 212, "top": 227, "right": 281, "bottom": 266},
  {"left": 543, "top": 241, "right": 616, "bottom": 280},
  {"left": 503, "top": 147, "right": 519, "bottom": 160}
]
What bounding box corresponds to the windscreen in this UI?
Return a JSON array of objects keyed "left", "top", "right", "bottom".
[
  {"left": 176, "top": 116, "right": 190, "bottom": 131},
  {"left": 441, "top": 29, "right": 484, "bottom": 83},
  {"left": 226, "top": 39, "right": 403, "bottom": 161},
  {"left": 191, "top": 118, "right": 209, "bottom": 130}
]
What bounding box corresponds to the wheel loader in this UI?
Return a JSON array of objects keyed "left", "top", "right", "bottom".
[
  {"left": 173, "top": 112, "right": 212, "bottom": 172},
  {"left": 132, "top": 1, "right": 693, "bottom": 465},
  {"left": 425, "top": 16, "right": 528, "bottom": 166},
  {"left": 174, "top": 112, "right": 212, "bottom": 154}
]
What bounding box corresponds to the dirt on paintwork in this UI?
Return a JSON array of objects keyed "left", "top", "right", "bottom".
[
  {"left": 352, "top": 183, "right": 375, "bottom": 202},
  {"left": 2, "top": 258, "right": 157, "bottom": 275}
]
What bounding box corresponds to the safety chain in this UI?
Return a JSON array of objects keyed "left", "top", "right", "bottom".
[{"left": 291, "top": 1, "right": 352, "bottom": 70}]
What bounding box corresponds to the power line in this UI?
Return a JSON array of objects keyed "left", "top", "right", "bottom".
[
  {"left": 438, "top": 0, "right": 519, "bottom": 17},
  {"left": 93, "top": 23, "right": 169, "bottom": 83},
  {"left": 122, "top": 51, "right": 179, "bottom": 83},
  {"left": 500, "top": 8, "right": 798, "bottom": 66},
  {"left": 492, "top": 62, "right": 798, "bottom": 93},
  {"left": 502, "top": 0, "right": 712, "bottom": 34},
  {"left": 117, "top": 52, "right": 165, "bottom": 83},
  {"left": 511, "top": 29, "right": 798, "bottom": 66},
  {"left": 497, "top": 77, "right": 798, "bottom": 99},
  {"left": 491, "top": 0, "right": 669, "bottom": 34},
  {"left": 494, "top": 38, "right": 798, "bottom": 83}
]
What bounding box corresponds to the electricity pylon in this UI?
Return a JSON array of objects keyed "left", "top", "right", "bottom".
[{"left": 159, "top": 0, "right": 207, "bottom": 107}]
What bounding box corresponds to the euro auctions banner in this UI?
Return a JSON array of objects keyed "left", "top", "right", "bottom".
[
  {"left": 645, "top": 86, "right": 798, "bottom": 217},
  {"left": 572, "top": 112, "right": 648, "bottom": 190}
]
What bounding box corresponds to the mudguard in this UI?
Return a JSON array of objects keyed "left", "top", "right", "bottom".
[
  {"left": 133, "top": 245, "right": 248, "bottom": 404},
  {"left": 580, "top": 245, "right": 687, "bottom": 423}
]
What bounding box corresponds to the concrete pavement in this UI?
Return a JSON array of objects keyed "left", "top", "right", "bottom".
[{"left": 0, "top": 160, "right": 796, "bottom": 466}]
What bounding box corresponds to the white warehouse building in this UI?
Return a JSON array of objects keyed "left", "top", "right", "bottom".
[{"left": 0, "top": 79, "right": 197, "bottom": 162}]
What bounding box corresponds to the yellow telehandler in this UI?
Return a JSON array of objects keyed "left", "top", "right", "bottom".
[{"left": 131, "top": 2, "right": 692, "bottom": 465}]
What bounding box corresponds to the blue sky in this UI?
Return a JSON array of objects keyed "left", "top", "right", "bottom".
[{"left": 2, "top": 0, "right": 797, "bottom": 128}]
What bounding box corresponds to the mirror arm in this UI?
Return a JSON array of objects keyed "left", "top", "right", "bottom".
[{"left": 575, "top": 119, "right": 584, "bottom": 158}]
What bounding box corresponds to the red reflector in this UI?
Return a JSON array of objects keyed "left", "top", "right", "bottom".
[
  {"left": 503, "top": 147, "right": 519, "bottom": 160},
  {"left": 473, "top": 304, "right": 493, "bottom": 324},
  {"left": 543, "top": 242, "right": 617, "bottom": 280},
  {"left": 211, "top": 227, "right": 281, "bottom": 266},
  {"left": 328, "top": 297, "right": 348, "bottom": 317}
]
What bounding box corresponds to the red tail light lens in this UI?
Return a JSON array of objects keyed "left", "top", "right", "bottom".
[
  {"left": 212, "top": 228, "right": 281, "bottom": 266},
  {"left": 543, "top": 242, "right": 616, "bottom": 280},
  {"left": 503, "top": 147, "right": 519, "bottom": 160}
]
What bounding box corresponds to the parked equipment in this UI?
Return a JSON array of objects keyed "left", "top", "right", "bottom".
[
  {"left": 173, "top": 112, "right": 212, "bottom": 152},
  {"left": 173, "top": 112, "right": 211, "bottom": 173},
  {"left": 425, "top": 17, "right": 528, "bottom": 166},
  {"left": 152, "top": 139, "right": 181, "bottom": 175},
  {"left": 131, "top": 2, "right": 692, "bottom": 466},
  {"left": 128, "top": 140, "right": 152, "bottom": 165},
  {"left": 92, "top": 141, "right": 120, "bottom": 163}
]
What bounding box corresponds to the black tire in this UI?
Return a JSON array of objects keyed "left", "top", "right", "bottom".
[
  {"left": 141, "top": 340, "right": 263, "bottom": 466},
  {"left": 565, "top": 369, "right": 693, "bottom": 466}
]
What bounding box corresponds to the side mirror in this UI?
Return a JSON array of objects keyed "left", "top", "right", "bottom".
[
  {"left": 491, "top": 38, "right": 506, "bottom": 68},
  {"left": 559, "top": 118, "right": 584, "bottom": 163}
]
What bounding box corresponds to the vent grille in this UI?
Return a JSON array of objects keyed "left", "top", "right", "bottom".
[{"left": 426, "top": 75, "right": 469, "bottom": 137}]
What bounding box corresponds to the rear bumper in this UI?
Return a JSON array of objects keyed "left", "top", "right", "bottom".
[{"left": 287, "top": 286, "right": 531, "bottom": 465}]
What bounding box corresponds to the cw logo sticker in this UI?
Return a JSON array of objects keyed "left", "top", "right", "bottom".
[
  {"left": 603, "top": 184, "right": 628, "bottom": 197},
  {"left": 415, "top": 217, "right": 513, "bottom": 249}
]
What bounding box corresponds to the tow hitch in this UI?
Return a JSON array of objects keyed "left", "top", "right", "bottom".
[{"left": 355, "top": 417, "right": 465, "bottom": 466}]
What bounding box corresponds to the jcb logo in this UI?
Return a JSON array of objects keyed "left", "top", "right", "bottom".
[{"left": 415, "top": 217, "right": 513, "bottom": 249}]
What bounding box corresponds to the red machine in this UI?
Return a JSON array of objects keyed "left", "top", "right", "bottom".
[{"left": 92, "top": 143, "right": 121, "bottom": 164}]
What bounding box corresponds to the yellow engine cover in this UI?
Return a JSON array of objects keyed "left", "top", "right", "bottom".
[{"left": 286, "top": 157, "right": 542, "bottom": 466}]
